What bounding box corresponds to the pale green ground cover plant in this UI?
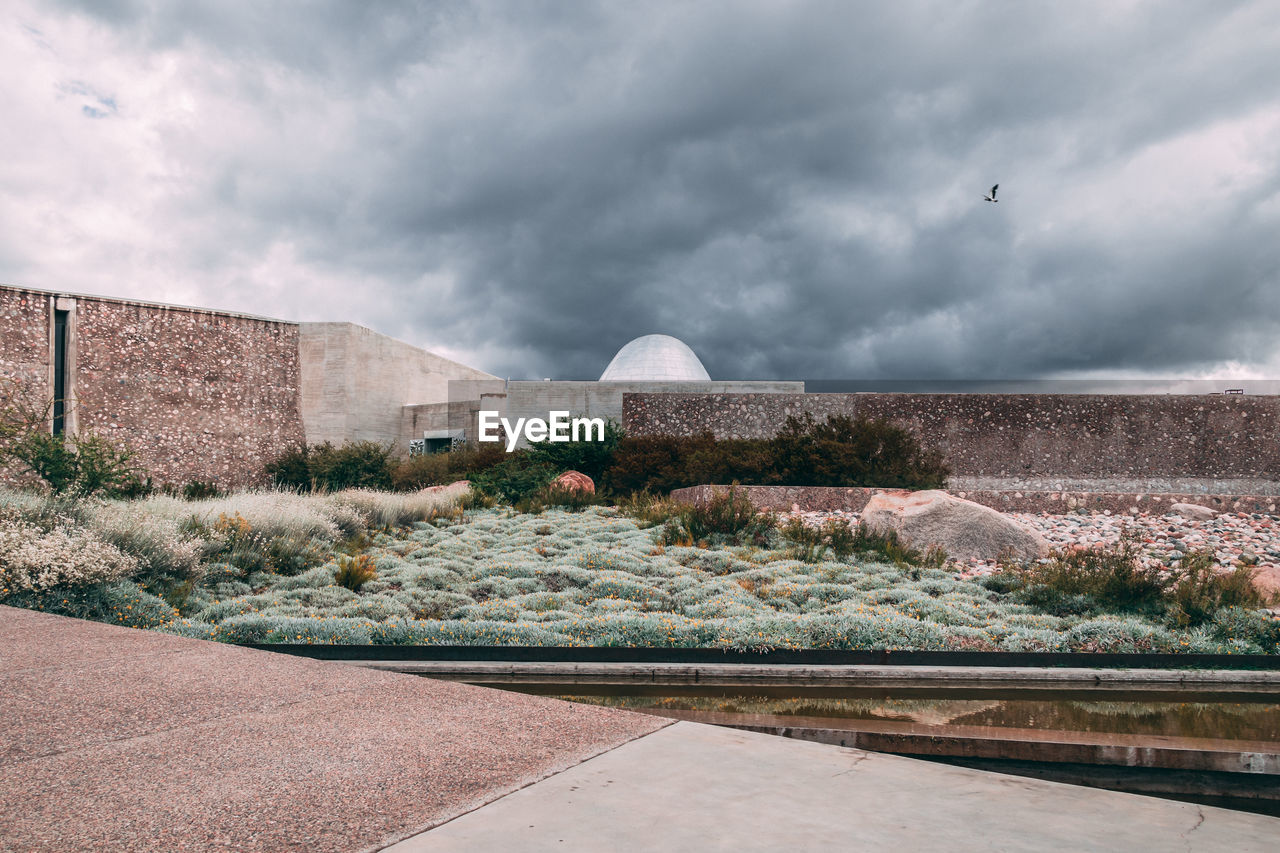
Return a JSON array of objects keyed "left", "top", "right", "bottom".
[
  {"left": 157, "top": 505, "right": 1277, "bottom": 653},
  {"left": 3, "top": 482, "right": 1275, "bottom": 653}
]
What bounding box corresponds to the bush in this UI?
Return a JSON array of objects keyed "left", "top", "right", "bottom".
[
  {"left": 3, "top": 580, "right": 178, "bottom": 630},
  {"left": 1013, "top": 535, "right": 1166, "bottom": 616},
  {"left": 517, "top": 483, "right": 608, "bottom": 514},
  {"left": 770, "top": 414, "right": 950, "bottom": 489},
  {"left": 266, "top": 441, "right": 395, "bottom": 492},
  {"left": 469, "top": 455, "right": 558, "bottom": 505},
  {"left": 182, "top": 480, "right": 222, "bottom": 501},
  {"left": 391, "top": 444, "right": 506, "bottom": 490},
  {"left": 0, "top": 511, "right": 138, "bottom": 594},
  {"left": 328, "top": 483, "right": 471, "bottom": 528},
  {"left": 1006, "top": 539, "right": 1270, "bottom": 628},
  {"left": 1166, "top": 550, "right": 1266, "bottom": 627},
  {"left": 659, "top": 486, "right": 775, "bottom": 547},
  {"left": 1211, "top": 607, "right": 1280, "bottom": 652},
  {"left": 614, "top": 491, "right": 685, "bottom": 529},
  {"left": 780, "top": 516, "right": 943, "bottom": 568},
  {"left": 602, "top": 415, "right": 949, "bottom": 495},
  {"left": 334, "top": 554, "right": 377, "bottom": 591},
  {"left": 524, "top": 418, "right": 623, "bottom": 483},
  {"left": 3, "top": 430, "right": 140, "bottom": 496}
]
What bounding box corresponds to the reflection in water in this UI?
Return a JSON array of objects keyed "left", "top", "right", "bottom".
[{"left": 540, "top": 693, "right": 1280, "bottom": 741}]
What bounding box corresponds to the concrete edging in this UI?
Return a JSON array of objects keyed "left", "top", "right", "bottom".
[{"left": 338, "top": 661, "right": 1280, "bottom": 690}]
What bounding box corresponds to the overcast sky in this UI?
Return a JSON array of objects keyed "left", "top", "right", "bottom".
[{"left": 2, "top": 1, "right": 1278, "bottom": 381}]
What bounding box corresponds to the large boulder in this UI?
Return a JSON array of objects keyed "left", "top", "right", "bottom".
[
  {"left": 1250, "top": 565, "right": 1280, "bottom": 601},
  {"left": 1168, "top": 502, "right": 1218, "bottom": 521},
  {"left": 552, "top": 471, "right": 595, "bottom": 494},
  {"left": 860, "top": 490, "right": 1048, "bottom": 562}
]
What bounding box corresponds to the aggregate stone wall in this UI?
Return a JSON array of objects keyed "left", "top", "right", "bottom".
[
  {"left": 0, "top": 288, "right": 52, "bottom": 487},
  {"left": 496, "top": 380, "right": 805, "bottom": 449},
  {"left": 625, "top": 393, "right": 1280, "bottom": 494},
  {"left": 73, "top": 297, "right": 305, "bottom": 487},
  {"left": 670, "top": 485, "right": 1280, "bottom": 517},
  {"left": 0, "top": 286, "right": 49, "bottom": 390},
  {"left": 2, "top": 284, "right": 305, "bottom": 488}
]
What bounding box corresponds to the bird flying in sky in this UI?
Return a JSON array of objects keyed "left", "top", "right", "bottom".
[{"left": 984, "top": 184, "right": 999, "bottom": 202}]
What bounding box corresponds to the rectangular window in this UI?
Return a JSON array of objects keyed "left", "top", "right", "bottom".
[{"left": 52, "top": 308, "right": 68, "bottom": 435}]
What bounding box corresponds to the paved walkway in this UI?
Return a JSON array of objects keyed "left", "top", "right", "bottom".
[
  {"left": 0, "top": 606, "right": 664, "bottom": 852},
  {"left": 392, "top": 722, "right": 1280, "bottom": 853},
  {"left": 3, "top": 604, "right": 1279, "bottom": 852}
]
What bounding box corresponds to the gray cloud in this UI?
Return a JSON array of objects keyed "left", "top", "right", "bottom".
[{"left": 6, "top": 0, "right": 1280, "bottom": 381}]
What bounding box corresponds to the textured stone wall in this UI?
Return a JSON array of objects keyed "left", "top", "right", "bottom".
[
  {"left": 496, "top": 380, "right": 805, "bottom": 449},
  {"left": 0, "top": 288, "right": 52, "bottom": 486},
  {"left": 0, "top": 287, "right": 49, "bottom": 390},
  {"left": 73, "top": 297, "right": 305, "bottom": 487},
  {"left": 1, "top": 285, "right": 304, "bottom": 488},
  {"left": 626, "top": 393, "right": 1280, "bottom": 494},
  {"left": 670, "top": 484, "right": 1280, "bottom": 517}
]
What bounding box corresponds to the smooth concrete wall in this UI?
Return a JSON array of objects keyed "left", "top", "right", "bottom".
[{"left": 300, "top": 323, "right": 498, "bottom": 450}]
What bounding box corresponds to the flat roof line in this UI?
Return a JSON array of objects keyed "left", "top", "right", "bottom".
[{"left": 0, "top": 281, "right": 295, "bottom": 325}]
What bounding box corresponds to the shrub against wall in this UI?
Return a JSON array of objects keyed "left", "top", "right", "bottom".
[
  {"left": 604, "top": 414, "right": 949, "bottom": 495},
  {"left": 265, "top": 414, "right": 946, "bottom": 502},
  {"left": 391, "top": 444, "right": 506, "bottom": 490},
  {"left": 266, "top": 441, "right": 395, "bottom": 492}
]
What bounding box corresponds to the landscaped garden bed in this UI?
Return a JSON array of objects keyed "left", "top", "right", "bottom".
[{"left": 4, "top": 485, "right": 1276, "bottom": 654}]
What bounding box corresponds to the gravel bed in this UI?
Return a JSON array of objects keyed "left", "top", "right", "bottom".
[{"left": 784, "top": 508, "right": 1280, "bottom": 581}]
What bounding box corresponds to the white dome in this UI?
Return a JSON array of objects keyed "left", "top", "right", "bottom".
[{"left": 599, "top": 334, "right": 711, "bottom": 381}]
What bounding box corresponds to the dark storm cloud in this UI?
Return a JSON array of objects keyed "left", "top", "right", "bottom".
[{"left": 15, "top": 1, "right": 1280, "bottom": 379}]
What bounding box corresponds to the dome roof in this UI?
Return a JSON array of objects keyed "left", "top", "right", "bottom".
[{"left": 599, "top": 334, "right": 711, "bottom": 381}]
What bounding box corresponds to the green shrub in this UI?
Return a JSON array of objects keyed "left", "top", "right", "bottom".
[
  {"left": 659, "top": 486, "right": 775, "bottom": 547},
  {"left": 516, "top": 483, "right": 607, "bottom": 514},
  {"left": 334, "top": 554, "right": 377, "bottom": 591},
  {"left": 601, "top": 415, "right": 948, "bottom": 496},
  {"left": 770, "top": 414, "right": 949, "bottom": 489},
  {"left": 266, "top": 441, "right": 395, "bottom": 492},
  {"left": 182, "top": 480, "right": 222, "bottom": 501},
  {"left": 469, "top": 454, "right": 557, "bottom": 505},
  {"left": 1166, "top": 550, "right": 1267, "bottom": 627},
  {"left": 391, "top": 444, "right": 506, "bottom": 490},
  {"left": 1211, "top": 607, "right": 1280, "bottom": 652},
  {"left": 3, "top": 580, "right": 178, "bottom": 630},
  {"left": 614, "top": 491, "right": 684, "bottom": 528},
  {"left": 1013, "top": 535, "right": 1166, "bottom": 615},
  {"left": 524, "top": 418, "right": 623, "bottom": 483},
  {"left": 3, "top": 430, "right": 140, "bottom": 496}
]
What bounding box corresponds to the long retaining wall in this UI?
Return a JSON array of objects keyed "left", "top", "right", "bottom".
[
  {"left": 626, "top": 392, "right": 1280, "bottom": 495},
  {"left": 669, "top": 485, "right": 1280, "bottom": 517}
]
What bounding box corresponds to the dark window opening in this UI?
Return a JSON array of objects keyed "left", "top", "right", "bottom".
[
  {"left": 52, "top": 309, "right": 68, "bottom": 435},
  {"left": 423, "top": 437, "right": 453, "bottom": 454}
]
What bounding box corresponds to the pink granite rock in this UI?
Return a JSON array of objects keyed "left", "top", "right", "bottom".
[
  {"left": 861, "top": 489, "right": 1049, "bottom": 561},
  {"left": 1250, "top": 564, "right": 1280, "bottom": 601},
  {"left": 553, "top": 471, "right": 595, "bottom": 493}
]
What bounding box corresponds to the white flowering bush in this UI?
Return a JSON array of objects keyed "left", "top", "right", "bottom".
[{"left": 0, "top": 514, "right": 137, "bottom": 593}]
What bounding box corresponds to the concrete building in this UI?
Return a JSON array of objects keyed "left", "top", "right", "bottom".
[
  {"left": 1, "top": 285, "right": 801, "bottom": 484},
  {"left": 401, "top": 335, "right": 805, "bottom": 451},
  {"left": 0, "top": 284, "right": 496, "bottom": 487}
]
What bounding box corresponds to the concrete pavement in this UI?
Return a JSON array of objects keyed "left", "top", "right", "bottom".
[{"left": 388, "top": 721, "right": 1280, "bottom": 852}]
